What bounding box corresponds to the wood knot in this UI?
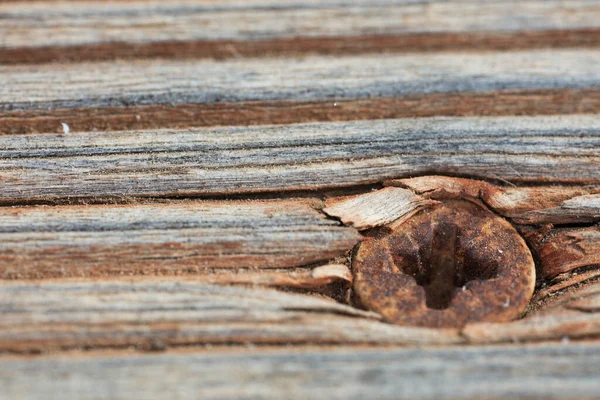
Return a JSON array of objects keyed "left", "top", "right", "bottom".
[{"left": 352, "top": 199, "right": 535, "bottom": 328}]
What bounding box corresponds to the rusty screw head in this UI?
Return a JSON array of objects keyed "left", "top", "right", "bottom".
[{"left": 352, "top": 199, "right": 535, "bottom": 328}]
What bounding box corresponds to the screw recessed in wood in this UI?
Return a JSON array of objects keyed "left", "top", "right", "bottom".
[{"left": 352, "top": 199, "right": 536, "bottom": 328}]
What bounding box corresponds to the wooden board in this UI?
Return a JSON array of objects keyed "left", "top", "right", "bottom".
[
  {"left": 0, "top": 279, "right": 463, "bottom": 352},
  {"left": 0, "top": 200, "right": 360, "bottom": 278},
  {"left": 1, "top": 115, "right": 599, "bottom": 204},
  {"left": 2, "top": 0, "right": 600, "bottom": 397},
  {"left": 2, "top": 342, "right": 600, "bottom": 399},
  {"left": 2, "top": 50, "right": 600, "bottom": 133},
  {"left": 2, "top": 0, "right": 599, "bottom": 64}
]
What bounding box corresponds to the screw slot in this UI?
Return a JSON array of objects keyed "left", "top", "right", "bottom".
[{"left": 353, "top": 199, "right": 535, "bottom": 328}]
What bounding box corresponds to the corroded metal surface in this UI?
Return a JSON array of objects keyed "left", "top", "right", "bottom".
[{"left": 353, "top": 199, "right": 535, "bottom": 328}]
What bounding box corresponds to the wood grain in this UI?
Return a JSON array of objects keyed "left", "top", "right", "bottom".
[
  {"left": 2, "top": 342, "right": 600, "bottom": 399},
  {"left": 522, "top": 225, "right": 600, "bottom": 279},
  {"left": 5, "top": 50, "right": 599, "bottom": 112},
  {"left": 388, "top": 175, "right": 600, "bottom": 224},
  {"left": 2, "top": 0, "right": 599, "bottom": 64},
  {"left": 5, "top": 0, "right": 598, "bottom": 48},
  {"left": 465, "top": 282, "right": 600, "bottom": 344},
  {"left": 0, "top": 200, "right": 361, "bottom": 278},
  {"left": 5, "top": 89, "right": 600, "bottom": 135},
  {"left": 1, "top": 115, "right": 599, "bottom": 204},
  {"left": 2, "top": 50, "right": 600, "bottom": 133},
  {"left": 323, "top": 187, "right": 437, "bottom": 230},
  {"left": 0, "top": 279, "right": 463, "bottom": 352}
]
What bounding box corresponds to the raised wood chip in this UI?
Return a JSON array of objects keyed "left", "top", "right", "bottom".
[{"left": 323, "top": 187, "right": 437, "bottom": 230}]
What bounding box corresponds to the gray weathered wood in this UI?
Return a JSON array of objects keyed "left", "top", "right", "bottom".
[
  {"left": 0, "top": 200, "right": 360, "bottom": 278},
  {"left": 3, "top": 0, "right": 598, "bottom": 50},
  {"left": 0, "top": 279, "right": 462, "bottom": 352},
  {"left": 1, "top": 115, "right": 599, "bottom": 204},
  {"left": 1, "top": 342, "right": 600, "bottom": 399},
  {"left": 2, "top": 49, "right": 600, "bottom": 112}
]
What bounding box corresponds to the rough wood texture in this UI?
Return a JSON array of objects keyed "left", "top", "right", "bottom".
[
  {"left": 522, "top": 225, "right": 600, "bottom": 279},
  {"left": 464, "top": 282, "right": 600, "bottom": 344},
  {"left": 533, "top": 268, "right": 600, "bottom": 306},
  {"left": 5, "top": 90, "right": 600, "bottom": 135},
  {"left": 323, "top": 187, "right": 437, "bottom": 230},
  {"left": 2, "top": 0, "right": 600, "bottom": 395},
  {"left": 7, "top": 264, "right": 354, "bottom": 292},
  {"left": 388, "top": 175, "right": 600, "bottom": 224},
  {"left": 2, "top": 342, "right": 600, "bottom": 399},
  {"left": 1, "top": 115, "right": 599, "bottom": 204},
  {"left": 5, "top": 50, "right": 599, "bottom": 111},
  {"left": 176, "top": 264, "right": 355, "bottom": 290},
  {"left": 0, "top": 280, "right": 463, "bottom": 352},
  {"left": 4, "top": 0, "right": 598, "bottom": 48},
  {"left": 2, "top": 50, "right": 600, "bottom": 133},
  {"left": 0, "top": 200, "right": 361, "bottom": 279},
  {"left": 2, "top": 0, "right": 599, "bottom": 64}
]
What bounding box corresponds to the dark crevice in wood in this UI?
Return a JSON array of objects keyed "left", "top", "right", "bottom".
[
  {"left": 2, "top": 89, "right": 600, "bottom": 135},
  {"left": 2, "top": 29, "right": 600, "bottom": 65}
]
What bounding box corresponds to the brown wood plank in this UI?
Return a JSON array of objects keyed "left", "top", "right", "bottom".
[{"left": 0, "top": 200, "right": 361, "bottom": 279}]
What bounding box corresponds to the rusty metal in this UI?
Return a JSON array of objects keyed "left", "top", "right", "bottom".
[{"left": 352, "top": 199, "right": 536, "bottom": 328}]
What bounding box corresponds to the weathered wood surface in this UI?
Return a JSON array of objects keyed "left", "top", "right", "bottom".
[
  {"left": 1, "top": 115, "right": 599, "bottom": 204},
  {"left": 5, "top": 49, "right": 599, "bottom": 111},
  {"left": 0, "top": 200, "right": 360, "bottom": 278},
  {"left": 323, "top": 187, "right": 437, "bottom": 230},
  {"left": 523, "top": 225, "right": 600, "bottom": 279},
  {"left": 465, "top": 281, "right": 600, "bottom": 344},
  {"left": 388, "top": 175, "right": 600, "bottom": 224},
  {"left": 2, "top": 0, "right": 600, "bottom": 396},
  {"left": 2, "top": 342, "right": 600, "bottom": 400},
  {"left": 172, "top": 263, "right": 355, "bottom": 290},
  {"left": 2, "top": 0, "right": 599, "bottom": 64},
  {"left": 4, "top": 0, "right": 599, "bottom": 48},
  {"left": 2, "top": 50, "right": 600, "bottom": 133},
  {"left": 2, "top": 275, "right": 600, "bottom": 353},
  {"left": 0, "top": 279, "right": 463, "bottom": 352}
]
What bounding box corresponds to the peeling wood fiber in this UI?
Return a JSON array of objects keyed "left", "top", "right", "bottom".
[
  {"left": 323, "top": 187, "right": 437, "bottom": 230},
  {"left": 524, "top": 226, "right": 600, "bottom": 279},
  {"left": 389, "top": 176, "right": 600, "bottom": 224}
]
